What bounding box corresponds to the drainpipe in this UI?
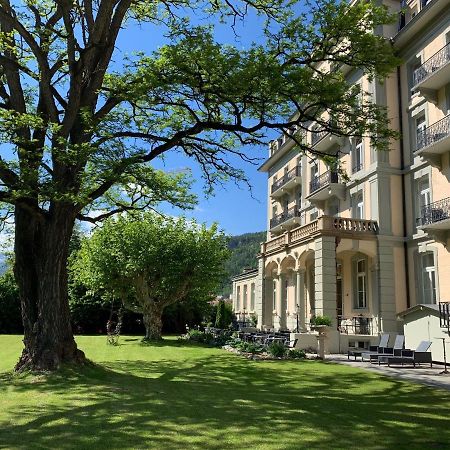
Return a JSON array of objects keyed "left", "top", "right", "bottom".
[{"left": 397, "top": 65, "right": 411, "bottom": 309}]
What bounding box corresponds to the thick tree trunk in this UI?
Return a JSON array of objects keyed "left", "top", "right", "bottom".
[
  {"left": 142, "top": 302, "right": 164, "bottom": 341},
  {"left": 14, "top": 204, "right": 85, "bottom": 372}
]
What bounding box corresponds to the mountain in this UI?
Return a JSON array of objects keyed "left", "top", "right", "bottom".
[{"left": 219, "top": 231, "right": 266, "bottom": 297}]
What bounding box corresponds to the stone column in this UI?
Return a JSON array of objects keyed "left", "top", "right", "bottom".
[
  {"left": 314, "top": 236, "right": 337, "bottom": 327},
  {"left": 377, "top": 239, "right": 398, "bottom": 332},
  {"left": 296, "top": 269, "right": 306, "bottom": 331}
]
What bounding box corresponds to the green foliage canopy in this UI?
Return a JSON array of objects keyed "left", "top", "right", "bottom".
[
  {"left": 0, "top": 0, "right": 401, "bottom": 221},
  {"left": 73, "top": 213, "right": 229, "bottom": 338}
]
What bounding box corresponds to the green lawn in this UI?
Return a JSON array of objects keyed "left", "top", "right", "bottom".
[{"left": 1, "top": 336, "right": 450, "bottom": 450}]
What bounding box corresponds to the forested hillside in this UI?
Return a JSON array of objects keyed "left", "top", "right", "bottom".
[{"left": 219, "top": 231, "right": 266, "bottom": 297}]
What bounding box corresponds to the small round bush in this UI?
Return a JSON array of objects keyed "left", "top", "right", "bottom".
[
  {"left": 268, "top": 341, "right": 287, "bottom": 358},
  {"left": 288, "top": 349, "right": 306, "bottom": 359}
]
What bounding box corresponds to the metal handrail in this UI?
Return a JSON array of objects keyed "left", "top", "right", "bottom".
[
  {"left": 270, "top": 204, "right": 301, "bottom": 229},
  {"left": 271, "top": 166, "right": 301, "bottom": 194},
  {"left": 439, "top": 302, "right": 450, "bottom": 333},
  {"left": 413, "top": 42, "right": 450, "bottom": 87},
  {"left": 417, "top": 196, "right": 450, "bottom": 226},
  {"left": 309, "top": 170, "right": 340, "bottom": 194},
  {"left": 416, "top": 114, "right": 450, "bottom": 151},
  {"left": 312, "top": 129, "right": 329, "bottom": 146},
  {"left": 352, "top": 163, "right": 363, "bottom": 174}
]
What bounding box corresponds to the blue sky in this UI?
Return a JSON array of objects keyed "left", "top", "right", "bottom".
[
  {"left": 112, "top": 9, "right": 273, "bottom": 235},
  {"left": 0, "top": 6, "right": 287, "bottom": 239}
]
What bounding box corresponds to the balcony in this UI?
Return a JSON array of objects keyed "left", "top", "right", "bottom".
[
  {"left": 417, "top": 196, "right": 450, "bottom": 245},
  {"left": 311, "top": 128, "right": 343, "bottom": 154},
  {"left": 413, "top": 42, "right": 450, "bottom": 100},
  {"left": 307, "top": 171, "right": 346, "bottom": 205},
  {"left": 415, "top": 114, "right": 450, "bottom": 166},
  {"left": 271, "top": 166, "right": 302, "bottom": 198},
  {"left": 261, "top": 216, "right": 378, "bottom": 254},
  {"left": 269, "top": 204, "right": 304, "bottom": 233},
  {"left": 439, "top": 302, "right": 450, "bottom": 333}
]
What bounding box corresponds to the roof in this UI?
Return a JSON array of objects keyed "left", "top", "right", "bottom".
[
  {"left": 397, "top": 304, "right": 440, "bottom": 319},
  {"left": 231, "top": 268, "right": 258, "bottom": 282}
]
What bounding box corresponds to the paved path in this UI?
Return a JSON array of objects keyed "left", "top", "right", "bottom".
[{"left": 327, "top": 353, "right": 450, "bottom": 391}]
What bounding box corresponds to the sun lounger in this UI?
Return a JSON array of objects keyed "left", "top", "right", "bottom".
[
  {"left": 361, "top": 334, "right": 405, "bottom": 363},
  {"left": 380, "top": 341, "right": 432, "bottom": 368},
  {"left": 348, "top": 333, "right": 389, "bottom": 360}
]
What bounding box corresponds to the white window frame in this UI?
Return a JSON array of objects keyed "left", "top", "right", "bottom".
[
  {"left": 416, "top": 114, "right": 427, "bottom": 149},
  {"left": 352, "top": 138, "right": 364, "bottom": 173},
  {"left": 272, "top": 280, "right": 277, "bottom": 311},
  {"left": 355, "top": 259, "right": 367, "bottom": 309},
  {"left": 421, "top": 252, "right": 437, "bottom": 304},
  {"left": 352, "top": 192, "right": 364, "bottom": 219}
]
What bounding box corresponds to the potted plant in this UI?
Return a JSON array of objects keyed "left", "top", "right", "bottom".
[{"left": 310, "top": 315, "right": 332, "bottom": 333}]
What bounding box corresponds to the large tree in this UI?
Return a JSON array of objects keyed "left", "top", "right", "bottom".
[
  {"left": 0, "top": 0, "right": 399, "bottom": 370},
  {"left": 74, "top": 213, "right": 228, "bottom": 340}
]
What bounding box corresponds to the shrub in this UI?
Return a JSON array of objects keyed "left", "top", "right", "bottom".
[
  {"left": 227, "top": 337, "right": 243, "bottom": 348},
  {"left": 235, "top": 341, "right": 264, "bottom": 354},
  {"left": 310, "top": 315, "right": 332, "bottom": 326},
  {"left": 288, "top": 349, "right": 306, "bottom": 359},
  {"left": 268, "top": 341, "right": 287, "bottom": 358},
  {"left": 249, "top": 314, "right": 258, "bottom": 327}
]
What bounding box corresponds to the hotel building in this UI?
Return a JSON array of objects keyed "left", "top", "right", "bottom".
[{"left": 232, "top": 0, "right": 450, "bottom": 352}]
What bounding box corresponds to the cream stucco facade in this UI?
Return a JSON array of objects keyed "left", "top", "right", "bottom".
[{"left": 232, "top": 0, "right": 450, "bottom": 353}]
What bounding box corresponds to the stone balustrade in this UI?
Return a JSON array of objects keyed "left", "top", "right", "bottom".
[{"left": 261, "top": 216, "right": 378, "bottom": 254}]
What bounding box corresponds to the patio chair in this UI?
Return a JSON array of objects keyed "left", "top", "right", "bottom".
[
  {"left": 347, "top": 333, "right": 390, "bottom": 361},
  {"left": 380, "top": 341, "right": 433, "bottom": 368},
  {"left": 361, "top": 334, "right": 404, "bottom": 363}
]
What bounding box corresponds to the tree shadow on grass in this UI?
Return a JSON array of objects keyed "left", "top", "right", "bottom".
[{"left": 1, "top": 354, "right": 450, "bottom": 450}]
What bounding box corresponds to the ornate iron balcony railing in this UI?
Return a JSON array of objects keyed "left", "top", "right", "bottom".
[
  {"left": 309, "top": 170, "right": 340, "bottom": 194},
  {"left": 417, "top": 196, "right": 450, "bottom": 226},
  {"left": 312, "top": 129, "right": 329, "bottom": 146},
  {"left": 271, "top": 166, "right": 301, "bottom": 194},
  {"left": 270, "top": 204, "right": 301, "bottom": 229},
  {"left": 413, "top": 42, "right": 450, "bottom": 87},
  {"left": 439, "top": 302, "right": 450, "bottom": 333},
  {"left": 352, "top": 163, "right": 363, "bottom": 174},
  {"left": 416, "top": 114, "right": 450, "bottom": 151}
]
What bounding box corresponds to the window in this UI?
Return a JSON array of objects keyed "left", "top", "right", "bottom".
[
  {"left": 272, "top": 204, "right": 277, "bottom": 219},
  {"left": 352, "top": 192, "right": 364, "bottom": 219},
  {"left": 297, "top": 187, "right": 302, "bottom": 208},
  {"left": 409, "top": 56, "right": 422, "bottom": 96},
  {"left": 272, "top": 280, "right": 277, "bottom": 311},
  {"left": 336, "top": 262, "right": 343, "bottom": 319},
  {"left": 416, "top": 176, "right": 431, "bottom": 224},
  {"left": 416, "top": 115, "right": 426, "bottom": 150},
  {"left": 421, "top": 252, "right": 437, "bottom": 304},
  {"left": 310, "top": 208, "right": 319, "bottom": 221},
  {"left": 283, "top": 196, "right": 289, "bottom": 212},
  {"left": 243, "top": 285, "right": 248, "bottom": 310},
  {"left": 250, "top": 283, "right": 255, "bottom": 311},
  {"left": 310, "top": 162, "right": 319, "bottom": 182},
  {"left": 284, "top": 279, "right": 289, "bottom": 310},
  {"left": 236, "top": 286, "right": 241, "bottom": 311},
  {"left": 354, "top": 259, "right": 367, "bottom": 309},
  {"left": 352, "top": 138, "right": 364, "bottom": 173}
]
